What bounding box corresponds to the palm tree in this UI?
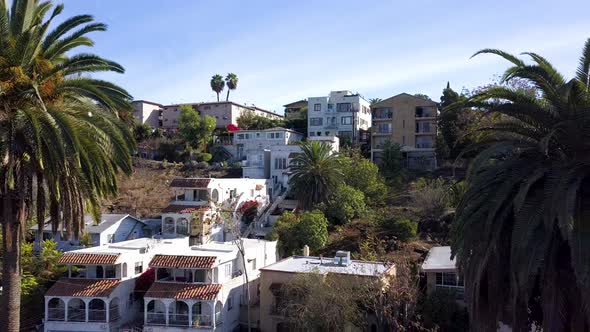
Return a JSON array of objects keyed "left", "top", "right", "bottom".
[
  {"left": 288, "top": 141, "right": 342, "bottom": 209},
  {"left": 225, "top": 72, "right": 238, "bottom": 101},
  {"left": 451, "top": 40, "right": 590, "bottom": 332},
  {"left": 369, "top": 98, "right": 382, "bottom": 105},
  {"left": 0, "top": 1, "right": 133, "bottom": 331},
  {"left": 210, "top": 74, "right": 225, "bottom": 102}
]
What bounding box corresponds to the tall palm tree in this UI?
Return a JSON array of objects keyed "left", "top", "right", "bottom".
[
  {"left": 210, "top": 74, "right": 224, "bottom": 102},
  {"left": 369, "top": 97, "right": 382, "bottom": 105},
  {"left": 225, "top": 72, "right": 238, "bottom": 101},
  {"left": 451, "top": 40, "right": 590, "bottom": 332},
  {"left": 0, "top": 1, "right": 133, "bottom": 331},
  {"left": 288, "top": 141, "right": 342, "bottom": 209}
]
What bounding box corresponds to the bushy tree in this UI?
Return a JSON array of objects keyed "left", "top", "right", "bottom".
[
  {"left": 322, "top": 185, "right": 366, "bottom": 225},
  {"left": 420, "top": 289, "right": 469, "bottom": 332},
  {"left": 134, "top": 123, "right": 153, "bottom": 142},
  {"left": 178, "top": 104, "right": 216, "bottom": 151},
  {"left": 379, "top": 140, "right": 404, "bottom": 180},
  {"left": 268, "top": 210, "right": 328, "bottom": 256},
  {"left": 236, "top": 110, "right": 285, "bottom": 130},
  {"left": 341, "top": 152, "right": 388, "bottom": 206}
]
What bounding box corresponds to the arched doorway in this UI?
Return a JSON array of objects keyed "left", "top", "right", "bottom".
[
  {"left": 146, "top": 299, "right": 166, "bottom": 325},
  {"left": 214, "top": 301, "right": 222, "bottom": 325},
  {"left": 176, "top": 218, "right": 189, "bottom": 236},
  {"left": 109, "top": 297, "right": 120, "bottom": 322},
  {"left": 168, "top": 301, "right": 189, "bottom": 326},
  {"left": 163, "top": 217, "right": 175, "bottom": 234},
  {"left": 47, "top": 298, "right": 65, "bottom": 321},
  {"left": 67, "top": 298, "right": 85, "bottom": 322},
  {"left": 88, "top": 299, "right": 106, "bottom": 322}
]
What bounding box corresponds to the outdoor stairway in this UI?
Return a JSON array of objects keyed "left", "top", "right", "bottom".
[{"left": 243, "top": 186, "right": 289, "bottom": 238}]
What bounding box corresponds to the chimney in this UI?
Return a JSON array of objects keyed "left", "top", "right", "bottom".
[{"left": 303, "top": 245, "right": 310, "bottom": 256}]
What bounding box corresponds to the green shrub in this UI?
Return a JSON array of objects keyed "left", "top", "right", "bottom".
[
  {"left": 200, "top": 153, "right": 212, "bottom": 162},
  {"left": 322, "top": 185, "right": 366, "bottom": 225},
  {"left": 382, "top": 218, "right": 418, "bottom": 241},
  {"left": 420, "top": 289, "right": 469, "bottom": 331}
]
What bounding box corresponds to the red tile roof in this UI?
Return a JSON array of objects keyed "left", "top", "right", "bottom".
[
  {"left": 149, "top": 255, "right": 216, "bottom": 269},
  {"left": 59, "top": 253, "right": 120, "bottom": 265},
  {"left": 144, "top": 282, "right": 221, "bottom": 300},
  {"left": 162, "top": 204, "right": 208, "bottom": 214},
  {"left": 45, "top": 278, "right": 120, "bottom": 297},
  {"left": 170, "top": 178, "right": 211, "bottom": 188}
]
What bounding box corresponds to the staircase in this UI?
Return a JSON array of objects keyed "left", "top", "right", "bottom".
[{"left": 243, "top": 186, "right": 289, "bottom": 238}]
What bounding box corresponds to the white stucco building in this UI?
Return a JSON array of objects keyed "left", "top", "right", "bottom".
[
  {"left": 307, "top": 90, "right": 371, "bottom": 144},
  {"left": 162, "top": 177, "right": 271, "bottom": 244}
]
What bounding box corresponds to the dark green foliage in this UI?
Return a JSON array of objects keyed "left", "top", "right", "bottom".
[
  {"left": 451, "top": 43, "right": 590, "bottom": 331},
  {"left": 321, "top": 185, "right": 366, "bottom": 225},
  {"left": 210, "top": 74, "right": 225, "bottom": 102},
  {"left": 237, "top": 110, "right": 285, "bottom": 130},
  {"left": 341, "top": 150, "right": 388, "bottom": 207},
  {"left": 420, "top": 289, "right": 469, "bottom": 332},
  {"left": 267, "top": 210, "right": 329, "bottom": 256},
  {"left": 380, "top": 218, "right": 417, "bottom": 241},
  {"left": 134, "top": 123, "right": 153, "bottom": 142},
  {"left": 178, "top": 104, "right": 216, "bottom": 151},
  {"left": 379, "top": 140, "right": 404, "bottom": 181}
]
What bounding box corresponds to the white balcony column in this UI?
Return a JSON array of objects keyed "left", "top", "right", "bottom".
[
  {"left": 211, "top": 301, "right": 216, "bottom": 329},
  {"left": 84, "top": 298, "right": 90, "bottom": 322},
  {"left": 105, "top": 299, "right": 110, "bottom": 322},
  {"left": 68, "top": 265, "right": 71, "bottom": 278},
  {"left": 44, "top": 298, "right": 49, "bottom": 322},
  {"left": 164, "top": 300, "right": 170, "bottom": 326},
  {"left": 64, "top": 298, "right": 69, "bottom": 322},
  {"left": 187, "top": 300, "right": 194, "bottom": 327}
]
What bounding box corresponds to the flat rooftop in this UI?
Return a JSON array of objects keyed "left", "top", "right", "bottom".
[
  {"left": 260, "top": 256, "right": 391, "bottom": 277},
  {"left": 421, "top": 246, "right": 457, "bottom": 272}
]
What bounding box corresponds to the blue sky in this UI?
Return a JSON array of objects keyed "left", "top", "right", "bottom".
[{"left": 60, "top": 0, "right": 590, "bottom": 113}]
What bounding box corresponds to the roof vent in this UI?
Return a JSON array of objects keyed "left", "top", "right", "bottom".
[{"left": 334, "top": 250, "right": 351, "bottom": 266}]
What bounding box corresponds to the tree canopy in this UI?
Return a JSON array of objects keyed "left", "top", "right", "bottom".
[
  {"left": 178, "top": 104, "right": 216, "bottom": 151},
  {"left": 236, "top": 110, "right": 285, "bottom": 130}
]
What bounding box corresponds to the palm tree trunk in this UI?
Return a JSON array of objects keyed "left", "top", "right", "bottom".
[
  {"left": 216, "top": 92, "right": 220, "bottom": 102},
  {"left": 1, "top": 191, "right": 24, "bottom": 332},
  {"left": 226, "top": 89, "right": 230, "bottom": 102}
]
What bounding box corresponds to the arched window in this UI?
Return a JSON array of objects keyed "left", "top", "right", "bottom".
[
  {"left": 67, "top": 298, "right": 86, "bottom": 322},
  {"left": 168, "top": 301, "right": 189, "bottom": 326},
  {"left": 163, "top": 217, "right": 175, "bottom": 234},
  {"left": 47, "top": 298, "right": 65, "bottom": 321},
  {"left": 109, "top": 297, "right": 120, "bottom": 322},
  {"left": 146, "top": 299, "right": 166, "bottom": 325},
  {"left": 88, "top": 299, "right": 106, "bottom": 322},
  {"left": 122, "top": 263, "right": 127, "bottom": 278},
  {"left": 192, "top": 301, "right": 213, "bottom": 327},
  {"left": 176, "top": 218, "right": 189, "bottom": 236},
  {"left": 211, "top": 189, "right": 219, "bottom": 203}
]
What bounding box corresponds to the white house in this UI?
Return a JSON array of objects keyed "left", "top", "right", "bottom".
[
  {"left": 143, "top": 239, "right": 277, "bottom": 331},
  {"left": 43, "top": 237, "right": 172, "bottom": 332},
  {"left": 32, "top": 214, "right": 151, "bottom": 251},
  {"left": 162, "top": 178, "right": 271, "bottom": 244},
  {"left": 307, "top": 90, "right": 371, "bottom": 144},
  {"left": 420, "top": 246, "right": 464, "bottom": 301}
]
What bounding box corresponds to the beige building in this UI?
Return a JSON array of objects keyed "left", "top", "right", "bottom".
[
  {"left": 371, "top": 93, "right": 437, "bottom": 170},
  {"left": 257, "top": 251, "right": 395, "bottom": 332},
  {"left": 133, "top": 100, "right": 283, "bottom": 133},
  {"left": 283, "top": 99, "right": 307, "bottom": 120},
  {"left": 421, "top": 246, "right": 464, "bottom": 302}
]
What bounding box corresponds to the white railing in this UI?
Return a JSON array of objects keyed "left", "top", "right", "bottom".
[
  {"left": 67, "top": 309, "right": 85, "bottom": 322},
  {"left": 146, "top": 312, "right": 166, "bottom": 325},
  {"left": 109, "top": 306, "right": 120, "bottom": 322},
  {"left": 168, "top": 313, "right": 190, "bottom": 326},
  {"left": 88, "top": 309, "right": 106, "bottom": 322},
  {"left": 47, "top": 308, "right": 65, "bottom": 321},
  {"left": 192, "top": 314, "right": 212, "bottom": 327}
]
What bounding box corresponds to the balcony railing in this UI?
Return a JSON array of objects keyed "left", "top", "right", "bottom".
[
  {"left": 109, "top": 306, "right": 120, "bottom": 322},
  {"left": 47, "top": 308, "right": 65, "bottom": 321},
  {"left": 68, "top": 309, "right": 85, "bottom": 322},
  {"left": 192, "top": 314, "right": 212, "bottom": 327},
  {"left": 146, "top": 312, "right": 166, "bottom": 325},
  {"left": 324, "top": 124, "right": 338, "bottom": 129},
  {"left": 168, "top": 313, "right": 189, "bottom": 327},
  {"left": 88, "top": 309, "right": 106, "bottom": 322}
]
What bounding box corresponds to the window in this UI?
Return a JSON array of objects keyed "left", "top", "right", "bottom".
[
  {"left": 416, "top": 121, "right": 432, "bottom": 133},
  {"left": 105, "top": 265, "right": 116, "bottom": 278},
  {"left": 309, "top": 132, "right": 316, "bottom": 137},
  {"left": 435, "top": 272, "right": 464, "bottom": 287},
  {"left": 338, "top": 131, "right": 352, "bottom": 138},
  {"left": 237, "top": 134, "right": 244, "bottom": 140},
  {"left": 227, "top": 296, "right": 233, "bottom": 310},
  {"left": 341, "top": 116, "right": 352, "bottom": 125},
  {"left": 402, "top": 120, "right": 405, "bottom": 128},
  {"left": 402, "top": 136, "right": 405, "bottom": 145},
  {"left": 122, "top": 263, "right": 127, "bottom": 278},
  {"left": 267, "top": 132, "right": 283, "bottom": 139},
  {"left": 163, "top": 217, "right": 174, "bottom": 234},
  {"left": 107, "top": 234, "right": 114, "bottom": 243},
  {"left": 251, "top": 258, "right": 257, "bottom": 270},
  {"left": 377, "top": 123, "right": 392, "bottom": 134},
  {"left": 224, "top": 264, "right": 232, "bottom": 277},
  {"left": 313, "top": 103, "right": 321, "bottom": 111},
  {"left": 195, "top": 269, "right": 207, "bottom": 282},
  {"left": 310, "top": 118, "right": 323, "bottom": 126},
  {"left": 211, "top": 189, "right": 219, "bottom": 203},
  {"left": 274, "top": 158, "right": 287, "bottom": 170},
  {"left": 327, "top": 103, "right": 333, "bottom": 110},
  {"left": 135, "top": 262, "right": 143, "bottom": 275},
  {"left": 336, "top": 103, "right": 352, "bottom": 112}
]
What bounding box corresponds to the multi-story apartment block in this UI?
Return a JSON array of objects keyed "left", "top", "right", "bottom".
[
  {"left": 371, "top": 93, "right": 438, "bottom": 170},
  {"left": 307, "top": 90, "right": 371, "bottom": 144},
  {"left": 143, "top": 239, "right": 277, "bottom": 331},
  {"left": 258, "top": 251, "right": 396, "bottom": 332},
  {"left": 163, "top": 177, "right": 270, "bottom": 245},
  {"left": 43, "top": 237, "right": 168, "bottom": 332},
  {"left": 132, "top": 100, "right": 283, "bottom": 134},
  {"left": 282, "top": 99, "right": 307, "bottom": 120},
  {"left": 133, "top": 100, "right": 164, "bottom": 128}
]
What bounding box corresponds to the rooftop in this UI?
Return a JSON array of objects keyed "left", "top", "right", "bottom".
[
  {"left": 170, "top": 178, "right": 211, "bottom": 188},
  {"left": 149, "top": 254, "right": 217, "bottom": 269},
  {"left": 235, "top": 126, "right": 304, "bottom": 135},
  {"left": 421, "top": 246, "right": 457, "bottom": 272},
  {"left": 45, "top": 278, "right": 120, "bottom": 298},
  {"left": 144, "top": 282, "right": 222, "bottom": 300},
  {"left": 59, "top": 252, "right": 121, "bottom": 265},
  {"left": 31, "top": 214, "right": 141, "bottom": 234},
  {"left": 260, "top": 255, "right": 392, "bottom": 277}
]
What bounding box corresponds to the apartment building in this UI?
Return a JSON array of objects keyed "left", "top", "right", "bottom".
[
  {"left": 371, "top": 93, "right": 438, "bottom": 170},
  {"left": 421, "top": 246, "right": 465, "bottom": 302},
  {"left": 143, "top": 239, "right": 277, "bottom": 331},
  {"left": 307, "top": 90, "right": 371, "bottom": 144},
  {"left": 163, "top": 177, "right": 270, "bottom": 245},
  {"left": 132, "top": 100, "right": 283, "bottom": 133},
  {"left": 43, "top": 237, "right": 172, "bottom": 332},
  {"left": 283, "top": 99, "right": 307, "bottom": 120},
  {"left": 133, "top": 100, "right": 164, "bottom": 128},
  {"left": 258, "top": 251, "right": 396, "bottom": 332}
]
